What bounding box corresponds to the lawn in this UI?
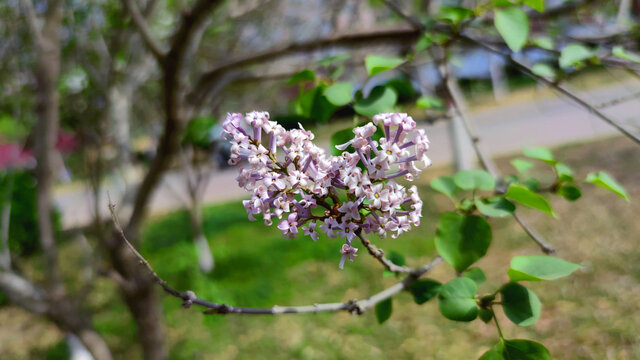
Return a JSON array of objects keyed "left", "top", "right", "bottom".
[{"left": 2, "top": 136, "right": 639, "bottom": 359}]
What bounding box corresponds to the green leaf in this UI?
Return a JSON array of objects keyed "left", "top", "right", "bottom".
[
  {"left": 438, "top": 277, "right": 478, "bottom": 322},
  {"left": 323, "top": 82, "right": 353, "bottom": 106},
  {"left": 501, "top": 283, "right": 541, "bottom": 326},
  {"left": 409, "top": 279, "right": 442, "bottom": 305},
  {"left": 453, "top": 170, "right": 496, "bottom": 191},
  {"left": 375, "top": 298, "right": 393, "bottom": 324},
  {"left": 353, "top": 86, "right": 398, "bottom": 117},
  {"left": 415, "top": 33, "right": 448, "bottom": 52},
  {"left": 330, "top": 65, "right": 345, "bottom": 80},
  {"left": 385, "top": 77, "right": 416, "bottom": 101},
  {"left": 523, "top": 0, "right": 544, "bottom": 12},
  {"left": 586, "top": 171, "right": 629, "bottom": 201},
  {"left": 522, "top": 177, "right": 540, "bottom": 192},
  {"left": 522, "top": 146, "right": 555, "bottom": 164},
  {"left": 494, "top": 8, "right": 529, "bottom": 53},
  {"left": 417, "top": 95, "right": 445, "bottom": 109},
  {"left": 612, "top": 46, "right": 640, "bottom": 64},
  {"left": 532, "top": 36, "right": 554, "bottom": 50},
  {"left": 554, "top": 162, "right": 574, "bottom": 183},
  {"left": 511, "top": 159, "right": 534, "bottom": 173},
  {"left": 493, "top": 0, "right": 517, "bottom": 7},
  {"left": 505, "top": 184, "right": 555, "bottom": 216},
  {"left": 557, "top": 184, "right": 581, "bottom": 201},
  {"left": 311, "top": 92, "right": 337, "bottom": 123},
  {"left": 435, "top": 213, "right": 492, "bottom": 273},
  {"left": 464, "top": 268, "right": 486, "bottom": 285},
  {"left": 365, "top": 55, "right": 404, "bottom": 76},
  {"left": 438, "top": 6, "right": 474, "bottom": 25},
  {"left": 559, "top": 43, "right": 597, "bottom": 69},
  {"left": 431, "top": 176, "right": 459, "bottom": 199},
  {"left": 508, "top": 255, "right": 581, "bottom": 281},
  {"left": 531, "top": 63, "right": 556, "bottom": 79},
  {"left": 387, "top": 250, "right": 406, "bottom": 266},
  {"left": 475, "top": 197, "right": 516, "bottom": 217},
  {"left": 480, "top": 339, "right": 552, "bottom": 360},
  {"left": 316, "top": 53, "right": 350, "bottom": 66},
  {"left": 287, "top": 69, "right": 315, "bottom": 85},
  {"left": 478, "top": 308, "right": 494, "bottom": 323},
  {"left": 295, "top": 85, "right": 337, "bottom": 122}
]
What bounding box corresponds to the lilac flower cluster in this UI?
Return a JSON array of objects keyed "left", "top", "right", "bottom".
[{"left": 222, "top": 111, "right": 431, "bottom": 268}]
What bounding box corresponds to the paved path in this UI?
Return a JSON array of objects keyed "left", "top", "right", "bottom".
[{"left": 54, "top": 80, "right": 640, "bottom": 229}]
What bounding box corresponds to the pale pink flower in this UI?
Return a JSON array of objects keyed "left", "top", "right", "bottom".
[
  {"left": 339, "top": 244, "right": 358, "bottom": 269},
  {"left": 302, "top": 221, "right": 319, "bottom": 241}
]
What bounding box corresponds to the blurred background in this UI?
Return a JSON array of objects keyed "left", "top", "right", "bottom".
[{"left": 1, "top": 0, "right": 639, "bottom": 359}]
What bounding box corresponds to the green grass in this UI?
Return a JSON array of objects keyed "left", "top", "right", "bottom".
[
  {"left": 134, "top": 137, "right": 640, "bottom": 359},
  {"left": 3, "top": 136, "right": 639, "bottom": 359}
]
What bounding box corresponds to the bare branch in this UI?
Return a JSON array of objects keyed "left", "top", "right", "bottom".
[
  {"left": 108, "top": 196, "right": 442, "bottom": 315},
  {"left": 120, "top": 0, "right": 167, "bottom": 61},
  {"left": 512, "top": 212, "right": 556, "bottom": 254},
  {"left": 383, "top": 0, "right": 558, "bottom": 254},
  {"left": 441, "top": 53, "right": 557, "bottom": 255},
  {"left": 458, "top": 34, "right": 640, "bottom": 145},
  {"left": 356, "top": 231, "right": 413, "bottom": 274},
  {"left": 188, "top": 27, "right": 423, "bottom": 107},
  {"left": 0, "top": 271, "right": 48, "bottom": 314},
  {"left": 125, "top": 0, "right": 223, "bottom": 237},
  {"left": 19, "top": 0, "right": 43, "bottom": 46}
]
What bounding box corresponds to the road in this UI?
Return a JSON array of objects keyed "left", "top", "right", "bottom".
[{"left": 54, "top": 78, "right": 640, "bottom": 229}]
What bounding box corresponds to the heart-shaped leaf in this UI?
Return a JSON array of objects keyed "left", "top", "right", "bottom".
[
  {"left": 475, "top": 197, "right": 516, "bottom": 217},
  {"left": 586, "top": 171, "right": 629, "bottom": 201},
  {"left": 495, "top": 7, "right": 529, "bottom": 53},
  {"left": 435, "top": 213, "right": 492, "bottom": 272},
  {"left": 353, "top": 86, "right": 398, "bottom": 117},
  {"left": 480, "top": 339, "right": 552, "bottom": 360},
  {"left": 454, "top": 169, "right": 496, "bottom": 191},
  {"left": 438, "top": 277, "right": 478, "bottom": 322},
  {"left": 522, "top": 147, "right": 555, "bottom": 164},
  {"left": 505, "top": 184, "right": 555, "bottom": 216},
  {"left": 409, "top": 279, "right": 442, "bottom": 305},
  {"left": 508, "top": 256, "right": 581, "bottom": 281},
  {"left": 501, "top": 282, "right": 541, "bottom": 326},
  {"left": 365, "top": 55, "right": 404, "bottom": 76},
  {"left": 511, "top": 159, "right": 534, "bottom": 173},
  {"left": 557, "top": 184, "right": 581, "bottom": 201},
  {"left": 431, "top": 176, "right": 459, "bottom": 199},
  {"left": 324, "top": 82, "right": 353, "bottom": 106},
  {"left": 463, "top": 267, "right": 486, "bottom": 285},
  {"left": 375, "top": 298, "right": 393, "bottom": 324},
  {"left": 559, "top": 43, "right": 597, "bottom": 68},
  {"left": 287, "top": 69, "right": 315, "bottom": 85}
]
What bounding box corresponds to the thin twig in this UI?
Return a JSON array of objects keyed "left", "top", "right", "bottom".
[
  {"left": 441, "top": 53, "right": 557, "bottom": 255},
  {"left": 458, "top": 34, "right": 640, "bottom": 145},
  {"left": 120, "top": 0, "right": 166, "bottom": 61},
  {"left": 356, "top": 231, "right": 413, "bottom": 274},
  {"left": 107, "top": 196, "right": 442, "bottom": 315},
  {"left": 383, "top": 0, "right": 557, "bottom": 254}
]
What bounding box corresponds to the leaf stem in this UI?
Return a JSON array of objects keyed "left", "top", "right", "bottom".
[{"left": 491, "top": 306, "right": 504, "bottom": 340}]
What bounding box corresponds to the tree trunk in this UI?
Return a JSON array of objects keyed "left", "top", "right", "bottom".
[
  {"left": 123, "top": 284, "right": 167, "bottom": 360},
  {"left": 23, "top": 1, "right": 114, "bottom": 358},
  {"left": 188, "top": 202, "right": 214, "bottom": 273},
  {"left": 33, "top": 10, "right": 63, "bottom": 295}
]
